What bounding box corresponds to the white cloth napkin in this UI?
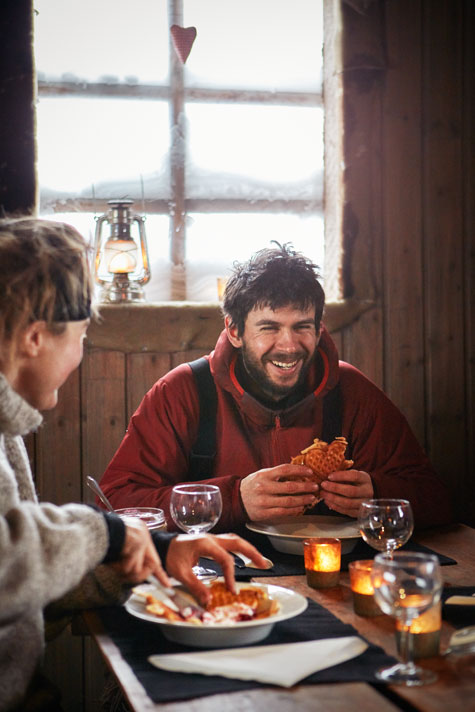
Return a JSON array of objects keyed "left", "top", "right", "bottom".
[
  {"left": 148, "top": 636, "right": 368, "bottom": 687},
  {"left": 445, "top": 595, "right": 475, "bottom": 606}
]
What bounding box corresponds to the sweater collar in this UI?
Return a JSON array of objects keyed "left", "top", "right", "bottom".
[{"left": 0, "top": 372, "right": 43, "bottom": 436}]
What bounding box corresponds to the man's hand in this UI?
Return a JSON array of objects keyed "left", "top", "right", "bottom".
[
  {"left": 110, "top": 519, "right": 171, "bottom": 587},
  {"left": 240, "top": 464, "right": 320, "bottom": 522},
  {"left": 165, "top": 533, "right": 268, "bottom": 604},
  {"left": 319, "top": 469, "right": 374, "bottom": 517}
]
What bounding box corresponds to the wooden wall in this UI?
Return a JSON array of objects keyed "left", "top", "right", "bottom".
[
  {"left": 0, "top": 1, "right": 473, "bottom": 710},
  {"left": 327, "top": 0, "right": 474, "bottom": 523}
]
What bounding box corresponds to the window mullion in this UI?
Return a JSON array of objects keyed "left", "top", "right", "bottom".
[{"left": 169, "top": 0, "right": 187, "bottom": 300}]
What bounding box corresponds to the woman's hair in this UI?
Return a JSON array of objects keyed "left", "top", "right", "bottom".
[
  {"left": 0, "top": 217, "right": 95, "bottom": 360},
  {"left": 222, "top": 242, "right": 325, "bottom": 335}
]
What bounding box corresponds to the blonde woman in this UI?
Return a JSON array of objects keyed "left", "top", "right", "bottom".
[{"left": 0, "top": 218, "right": 264, "bottom": 711}]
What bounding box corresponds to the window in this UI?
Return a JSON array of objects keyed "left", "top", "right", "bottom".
[{"left": 35, "top": 0, "right": 324, "bottom": 301}]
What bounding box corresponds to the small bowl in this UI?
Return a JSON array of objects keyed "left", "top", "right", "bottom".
[{"left": 115, "top": 507, "right": 166, "bottom": 531}]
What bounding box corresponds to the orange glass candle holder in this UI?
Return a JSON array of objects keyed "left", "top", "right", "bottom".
[
  {"left": 303, "top": 538, "right": 341, "bottom": 589},
  {"left": 348, "top": 559, "right": 381, "bottom": 617},
  {"left": 396, "top": 600, "right": 442, "bottom": 658}
]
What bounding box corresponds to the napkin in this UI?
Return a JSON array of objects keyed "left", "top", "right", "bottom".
[
  {"left": 148, "top": 636, "right": 368, "bottom": 688},
  {"left": 445, "top": 596, "right": 475, "bottom": 606}
]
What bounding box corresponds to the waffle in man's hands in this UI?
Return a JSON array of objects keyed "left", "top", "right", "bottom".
[{"left": 291, "top": 436, "right": 354, "bottom": 485}]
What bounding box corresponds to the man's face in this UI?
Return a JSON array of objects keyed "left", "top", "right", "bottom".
[{"left": 226, "top": 304, "right": 321, "bottom": 402}]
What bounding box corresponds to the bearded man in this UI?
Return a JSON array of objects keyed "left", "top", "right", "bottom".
[{"left": 99, "top": 243, "right": 452, "bottom": 531}]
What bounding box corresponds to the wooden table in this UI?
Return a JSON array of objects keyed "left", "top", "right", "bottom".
[{"left": 82, "top": 524, "right": 475, "bottom": 712}]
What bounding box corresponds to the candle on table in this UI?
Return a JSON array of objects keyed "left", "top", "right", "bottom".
[
  {"left": 303, "top": 538, "right": 341, "bottom": 589},
  {"left": 348, "top": 559, "right": 382, "bottom": 617},
  {"left": 396, "top": 597, "right": 442, "bottom": 658}
]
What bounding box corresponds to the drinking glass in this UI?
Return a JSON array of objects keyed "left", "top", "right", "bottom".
[
  {"left": 371, "top": 551, "right": 443, "bottom": 686},
  {"left": 170, "top": 484, "right": 223, "bottom": 580},
  {"left": 358, "top": 498, "right": 414, "bottom": 558}
]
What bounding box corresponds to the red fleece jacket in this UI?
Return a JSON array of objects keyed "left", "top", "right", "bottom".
[{"left": 100, "top": 327, "right": 453, "bottom": 531}]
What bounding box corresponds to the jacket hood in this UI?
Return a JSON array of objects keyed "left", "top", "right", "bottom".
[{"left": 209, "top": 324, "right": 340, "bottom": 428}]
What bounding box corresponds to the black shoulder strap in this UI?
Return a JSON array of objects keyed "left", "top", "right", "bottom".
[
  {"left": 321, "top": 381, "right": 352, "bottom": 459},
  {"left": 188, "top": 357, "right": 217, "bottom": 480},
  {"left": 310, "top": 381, "right": 351, "bottom": 516},
  {"left": 321, "top": 382, "right": 343, "bottom": 446}
]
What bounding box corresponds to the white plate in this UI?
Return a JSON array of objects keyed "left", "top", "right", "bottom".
[
  {"left": 246, "top": 515, "right": 361, "bottom": 555},
  {"left": 125, "top": 581, "right": 307, "bottom": 648}
]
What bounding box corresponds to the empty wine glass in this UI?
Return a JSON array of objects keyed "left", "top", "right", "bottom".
[
  {"left": 358, "top": 498, "right": 414, "bottom": 558},
  {"left": 170, "top": 484, "right": 223, "bottom": 580},
  {"left": 371, "top": 551, "right": 443, "bottom": 686}
]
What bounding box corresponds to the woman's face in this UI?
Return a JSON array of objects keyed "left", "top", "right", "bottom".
[{"left": 17, "top": 319, "right": 89, "bottom": 411}]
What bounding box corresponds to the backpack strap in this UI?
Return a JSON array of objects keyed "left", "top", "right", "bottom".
[
  {"left": 321, "top": 382, "right": 343, "bottom": 446},
  {"left": 188, "top": 357, "right": 217, "bottom": 480},
  {"left": 321, "top": 381, "right": 352, "bottom": 459}
]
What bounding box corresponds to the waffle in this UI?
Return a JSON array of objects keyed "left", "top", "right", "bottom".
[
  {"left": 291, "top": 436, "right": 353, "bottom": 482},
  {"left": 206, "top": 581, "right": 275, "bottom": 617},
  {"left": 144, "top": 594, "right": 185, "bottom": 622}
]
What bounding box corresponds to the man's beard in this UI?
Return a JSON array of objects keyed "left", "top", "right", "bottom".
[{"left": 240, "top": 343, "right": 315, "bottom": 403}]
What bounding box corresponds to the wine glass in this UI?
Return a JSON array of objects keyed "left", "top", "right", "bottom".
[
  {"left": 170, "top": 484, "right": 223, "bottom": 580},
  {"left": 371, "top": 551, "right": 443, "bottom": 686},
  {"left": 358, "top": 498, "right": 414, "bottom": 558}
]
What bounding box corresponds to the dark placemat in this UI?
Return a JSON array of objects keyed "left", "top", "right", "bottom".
[
  {"left": 202, "top": 532, "right": 456, "bottom": 580},
  {"left": 442, "top": 586, "right": 475, "bottom": 627},
  {"left": 98, "top": 598, "right": 397, "bottom": 703}
]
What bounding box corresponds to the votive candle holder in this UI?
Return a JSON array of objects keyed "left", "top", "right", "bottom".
[
  {"left": 348, "top": 559, "right": 381, "bottom": 617},
  {"left": 303, "top": 537, "right": 341, "bottom": 589},
  {"left": 396, "top": 600, "right": 442, "bottom": 658}
]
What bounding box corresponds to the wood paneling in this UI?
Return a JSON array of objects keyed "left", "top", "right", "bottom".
[
  {"left": 81, "top": 350, "right": 127, "bottom": 502},
  {"left": 35, "top": 369, "right": 81, "bottom": 505},
  {"left": 381, "top": 0, "right": 425, "bottom": 443},
  {"left": 126, "top": 352, "right": 171, "bottom": 420},
  {"left": 422, "top": 1, "right": 467, "bottom": 501}
]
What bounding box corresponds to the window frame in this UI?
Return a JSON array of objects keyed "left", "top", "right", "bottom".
[{"left": 36, "top": 0, "right": 324, "bottom": 300}]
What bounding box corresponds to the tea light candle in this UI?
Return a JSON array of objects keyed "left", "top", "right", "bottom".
[
  {"left": 303, "top": 538, "right": 341, "bottom": 588},
  {"left": 348, "top": 559, "right": 381, "bottom": 617},
  {"left": 396, "top": 599, "right": 442, "bottom": 658}
]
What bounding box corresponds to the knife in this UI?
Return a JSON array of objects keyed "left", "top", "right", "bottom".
[{"left": 147, "top": 575, "right": 206, "bottom": 618}]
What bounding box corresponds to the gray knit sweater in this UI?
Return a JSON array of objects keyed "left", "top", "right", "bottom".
[{"left": 0, "top": 373, "right": 125, "bottom": 711}]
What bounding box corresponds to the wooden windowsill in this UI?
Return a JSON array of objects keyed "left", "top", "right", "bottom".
[{"left": 86, "top": 298, "right": 375, "bottom": 354}]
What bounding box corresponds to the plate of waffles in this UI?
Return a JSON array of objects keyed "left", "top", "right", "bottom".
[
  {"left": 247, "top": 515, "right": 361, "bottom": 556},
  {"left": 125, "top": 580, "right": 307, "bottom": 648}
]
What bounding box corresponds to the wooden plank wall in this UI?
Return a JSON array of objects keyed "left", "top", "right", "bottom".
[{"left": 336, "top": 0, "right": 474, "bottom": 524}]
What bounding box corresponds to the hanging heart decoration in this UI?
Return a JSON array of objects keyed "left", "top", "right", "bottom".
[{"left": 170, "top": 25, "right": 197, "bottom": 64}]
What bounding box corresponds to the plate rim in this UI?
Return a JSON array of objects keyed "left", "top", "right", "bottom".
[
  {"left": 246, "top": 514, "right": 361, "bottom": 541},
  {"left": 125, "top": 580, "right": 308, "bottom": 631}
]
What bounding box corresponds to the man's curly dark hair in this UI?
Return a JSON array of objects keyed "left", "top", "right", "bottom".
[{"left": 222, "top": 242, "right": 325, "bottom": 335}]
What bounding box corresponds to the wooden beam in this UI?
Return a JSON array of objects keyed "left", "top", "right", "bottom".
[{"left": 0, "top": 0, "right": 36, "bottom": 215}]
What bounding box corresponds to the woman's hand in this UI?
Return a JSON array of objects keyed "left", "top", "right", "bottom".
[
  {"left": 110, "top": 519, "right": 171, "bottom": 587},
  {"left": 165, "top": 533, "right": 268, "bottom": 605}
]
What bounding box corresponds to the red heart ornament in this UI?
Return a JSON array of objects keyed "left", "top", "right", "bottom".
[{"left": 170, "top": 25, "right": 197, "bottom": 64}]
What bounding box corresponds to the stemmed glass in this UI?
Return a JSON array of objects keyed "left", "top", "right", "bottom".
[
  {"left": 170, "top": 484, "right": 223, "bottom": 580},
  {"left": 358, "top": 498, "right": 414, "bottom": 558},
  {"left": 371, "top": 551, "right": 443, "bottom": 686}
]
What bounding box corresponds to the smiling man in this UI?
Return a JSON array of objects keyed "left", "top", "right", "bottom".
[{"left": 100, "top": 243, "right": 453, "bottom": 532}]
